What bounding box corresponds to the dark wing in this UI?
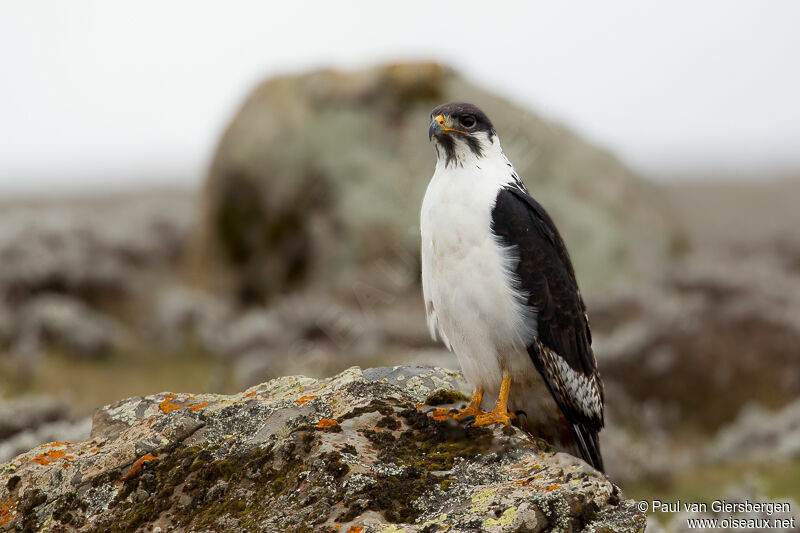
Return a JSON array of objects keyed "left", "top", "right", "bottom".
[{"left": 491, "top": 186, "right": 604, "bottom": 470}]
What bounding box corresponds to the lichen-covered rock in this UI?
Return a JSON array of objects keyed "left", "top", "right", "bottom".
[
  {"left": 195, "top": 61, "right": 676, "bottom": 304},
  {"left": 0, "top": 366, "right": 645, "bottom": 532}
]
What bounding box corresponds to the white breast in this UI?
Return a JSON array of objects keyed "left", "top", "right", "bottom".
[{"left": 420, "top": 159, "right": 537, "bottom": 397}]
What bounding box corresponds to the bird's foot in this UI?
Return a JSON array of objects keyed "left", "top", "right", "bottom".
[
  {"left": 461, "top": 408, "right": 517, "bottom": 427},
  {"left": 427, "top": 389, "right": 484, "bottom": 422},
  {"left": 426, "top": 404, "right": 483, "bottom": 422},
  {"left": 426, "top": 407, "right": 455, "bottom": 421}
]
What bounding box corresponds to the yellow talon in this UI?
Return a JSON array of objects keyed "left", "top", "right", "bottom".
[
  {"left": 465, "top": 376, "right": 516, "bottom": 427},
  {"left": 428, "top": 389, "right": 484, "bottom": 421}
]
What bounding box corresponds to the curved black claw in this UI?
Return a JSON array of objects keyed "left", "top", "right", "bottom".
[
  {"left": 514, "top": 410, "right": 527, "bottom": 418},
  {"left": 461, "top": 415, "right": 477, "bottom": 427},
  {"left": 425, "top": 408, "right": 438, "bottom": 414},
  {"left": 447, "top": 408, "right": 460, "bottom": 415}
]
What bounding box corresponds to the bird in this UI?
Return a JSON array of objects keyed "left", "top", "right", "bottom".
[{"left": 420, "top": 102, "right": 604, "bottom": 471}]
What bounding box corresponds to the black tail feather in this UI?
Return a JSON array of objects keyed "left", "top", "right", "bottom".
[{"left": 572, "top": 424, "right": 604, "bottom": 472}]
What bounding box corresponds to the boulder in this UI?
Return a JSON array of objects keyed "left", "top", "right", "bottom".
[
  {"left": 195, "top": 62, "right": 676, "bottom": 304},
  {"left": 0, "top": 366, "right": 644, "bottom": 532}
]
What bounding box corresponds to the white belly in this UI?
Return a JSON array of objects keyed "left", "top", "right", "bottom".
[{"left": 420, "top": 165, "right": 538, "bottom": 402}]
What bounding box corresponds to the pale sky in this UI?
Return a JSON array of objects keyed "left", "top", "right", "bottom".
[{"left": 1, "top": 1, "right": 799, "bottom": 195}]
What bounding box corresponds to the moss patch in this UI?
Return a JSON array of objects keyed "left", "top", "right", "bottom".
[
  {"left": 18, "top": 488, "right": 48, "bottom": 532},
  {"left": 424, "top": 389, "right": 469, "bottom": 406},
  {"left": 337, "top": 406, "right": 499, "bottom": 524},
  {"left": 87, "top": 436, "right": 313, "bottom": 532}
]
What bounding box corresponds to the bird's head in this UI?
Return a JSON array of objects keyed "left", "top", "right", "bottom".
[{"left": 428, "top": 102, "right": 496, "bottom": 166}]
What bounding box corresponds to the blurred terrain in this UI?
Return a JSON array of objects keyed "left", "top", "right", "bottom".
[
  {"left": 196, "top": 62, "right": 676, "bottom": 305},
  {"left": 1, "top": 63, "right": 798, "bottom": 527}
]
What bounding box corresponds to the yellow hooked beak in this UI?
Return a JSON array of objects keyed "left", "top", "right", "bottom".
[{"left": 429, "top": 114, "right": 468, "bottom": 140}]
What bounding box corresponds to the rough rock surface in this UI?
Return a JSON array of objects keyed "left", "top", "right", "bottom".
[{"left": 0, "top": 366, "right": 644, "bottom": 532}]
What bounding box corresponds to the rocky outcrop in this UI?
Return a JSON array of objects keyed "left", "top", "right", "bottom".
[
  {"left": 0, "top": 192, "right": 193, "bottom": 360},
  {"left": 196, "top": 61, "right": 676, "bottom": 304},
  {"left": 0, "top": 366, "right": 644, "bottom": 532},
  {"left": 592, "top": 251, "right": 800, "bottom": 434},
  {"left": 0, "top": 193, "right": 192, "bottom": 308},
  {"left": 707, "top": 399, "right": 800, "bottom": 464}
]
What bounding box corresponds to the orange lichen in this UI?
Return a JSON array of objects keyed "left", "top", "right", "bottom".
[
  {"left": 516, "top": 479, "right": 531, "bottom": 487},
  {"left": 31, "top": 449, "right": 73, "bottom": 465},
  {"left": 0, "top": 499, "right": 12, "bottom": 526},
  {"left": 124, "top": 454, "right": 158, "bottom": 480},
  {"left": 158, "top": 394, "right": 184, "bottom": 414},
  {"left": 316, "top": 418, "right": 338, "bottom": 429},
  {"left": 545, "top": 484, "right": 561, "bottom": 492},
  {"left": 347, "top": 527, "right": 364, "bottom": 533},
  {"left": 158, "top": 394, "right": 211, "bottom": 414},
  {"left": 245, "top": 390, "right": 257, "bottom": 398},
  {"left": 296, "top": 395, "right": 317, "bottom": 405},
  {"left": 48, "top": 441, "right": 75, "bottom": 447}
]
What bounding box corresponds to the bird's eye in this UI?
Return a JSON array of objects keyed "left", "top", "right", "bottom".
[{"left": 460, "top": 115, "right": 476, "bottom": 128}]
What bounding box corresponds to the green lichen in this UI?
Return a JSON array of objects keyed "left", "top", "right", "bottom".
[
  {"left": 390, "top": 408, "right": 496, "bottom": 471},
  {"left": 531, "top": 436, "right": 557, "bottom": 454},
  {"left": 485, "top": 507, "right": 517, "bottom": 527},
  {"left": 336, "top": 406, "right": 498, "bottom": 524},
  {"left": 83, "top": 423, "right": 361, "bottom": 533},
  {"left": 439, "top": 478, "right": 457, "bottom": 491},
  {"left": 54, "top": 394, "right": 525, "bottom": 530},
  {"left": 424, "top": 389, "right": 470, "bottom": 406}
]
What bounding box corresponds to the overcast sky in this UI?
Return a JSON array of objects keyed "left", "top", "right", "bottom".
[{"left": 1, "top": 1, "right": 799, "bottom": 195}]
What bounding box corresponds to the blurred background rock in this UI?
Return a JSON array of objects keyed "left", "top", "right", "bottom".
[
  {"left": 2, "top": 2, "right": 799, "bottom": 526},
  {"left": 195, "top": 62, "right": 675, "bottom": 304}
]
